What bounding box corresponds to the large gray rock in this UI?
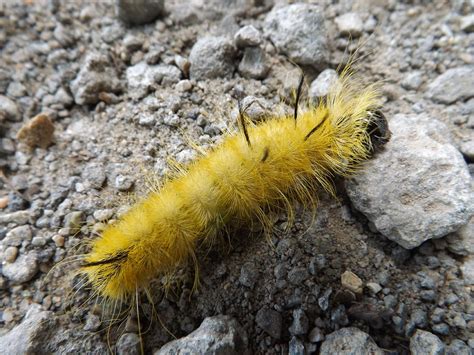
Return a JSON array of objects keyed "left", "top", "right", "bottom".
[
  {"left": 319, "top": 327, "right": 383, "bottom": 355},
  {"left": 115, "top": 0, "right": 165, "bottom": 25},
  {"left": 410, "top": 329, "right": 445, "bottom": 355},
  {"left": 126, "top": 62, "right": 181, "bottom": 99},
  {"left": 70, "top": 53, "right": 121, "bottom": 105},
  {"left": 426, "top": 66, "right": 474, "bottom": 104},
  {"left": 189, "top": 36, "right": 236, "bottom": 80},
  {"left": 0, "top": 305, "right": 53, "bottom": 355},
  {"left": 155, "top": 316, "right": 249, "bottom": 355},
  {"left": 264, "top": 4, "right": 328, "bottom": 70},
  {"left": 346, "top": 114, "right": 473, "bottom": 249}
]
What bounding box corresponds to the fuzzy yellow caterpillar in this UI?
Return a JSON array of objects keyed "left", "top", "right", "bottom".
[{"left": 80, "top": 69, "right": 390, "bottom": 302}]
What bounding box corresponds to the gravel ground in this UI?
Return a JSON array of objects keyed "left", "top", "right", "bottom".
[{"left": 0, "top": 0, "right": 473, "bottom": 354}]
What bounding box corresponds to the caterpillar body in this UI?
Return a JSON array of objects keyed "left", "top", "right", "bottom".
[{"left": 80, "top": 70, "right": 390, "bottom": 303}]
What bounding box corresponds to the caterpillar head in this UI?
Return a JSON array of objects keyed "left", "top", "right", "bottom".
[{"left": 367, "top": 109, "right": 391, "bottom": 152}]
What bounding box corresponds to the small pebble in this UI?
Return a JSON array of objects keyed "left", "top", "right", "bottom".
[{"left": 16, "top": 113, "right": 55, "bottom": 149}]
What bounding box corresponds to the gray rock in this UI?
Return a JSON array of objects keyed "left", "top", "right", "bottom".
[
  {"left": 2, "top": 253, "right": 39, "bottom": 284},
  {"left": 460, "top": 140, "right": 474, "bottom": 160},
  {"left": 289, "top": 309, "right": 309, "bottom": 336},
  {"left": 3, "top": 225, "right": 32, "bottom": 247},
  {"left": 232, "top": 96, "right": 271, "bottom": 122},
  {"left": 460, "top": 14, "right": 474, "bottom": 32},
  {"left": 155, "top": 316, "right": 249, "bottom": 355},
  {"left": 264, "top": 4, "right": 328, "bottom": 70},
  {"left": 255, "top": 307, "right": 282, "bottom": 339},
  {"left": 460, "top": 255, "right": 474, "bottom": 284},
  {"left": 70, "top": 53, "right": 121, "bottom": 105},
  {"left": 0, "top": 305, "right": 53, "bottom": 354},
  {"left": 234, "top": 25, "right": 262, "bottom": 48},
  {"left": 115, "top": 0, "right": 165, "bottom": 25},
  {"left": 82, "top": 163, "right": 107, "bottom": 189},
  {"left": 318, "top": 287, "right": 332, "bottom": 311},
  {"left": 0, "top": 95, "right": 20, "bottom": 121},
  {"left": 335, "top": 13, "right": 364, "bottom": 37},
  {"left": 432, "top": 323, "right": 450, "bottom": 335},
  {"left": 289, "top": 336, "right": 305, "bottom": 355},
  {"left": 114, "top": 174, "right": 134, "bottom": 192},
  {"left": 346, "top": 114, "right": 473, "bottom": 249},
  {"left": 446, "top": 339, "right": 471, "bottom": 355},
  {"left": 401, "top": 71, "right": 424, "bottom": 91},
  {"left": 239, "top": 262, "right": 259, "bottom": 288},
  {"left": 117, "top": 333, "right": 140, "bottom": 355},
  {"left": 446, "top": 221, "right": 474, "bottom": 256},
  {"left": 189, "top": 36, "right": 236, "bottom": 80},
  {"left": 288, "top": 267, "right": 309, "bottom": 285},
  {"left": 127, "top": 62, "right": 181, "bottom": 99},
  {"left": 0, "top": 211, "right": 31, "bottom": 225},
  {"left": 238, "top": 47, "right": 269, "bottom": 80},
  {"left": 308, "top": 327, "right": 324, "bottom": 343},
  {"left": 309, "top": 69, "right": 338, "bottom": 99},
  {"left": 410, "top": 329, "right": 445, "bottom": 355},
  {"left": 320, "top": 327, "right": 383, "bottom": 355},
  {"left": 426, "top": 66, "right": 474, "bottom": 104}
]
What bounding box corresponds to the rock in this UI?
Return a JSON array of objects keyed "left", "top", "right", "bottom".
[
  {"left": 0, "top": 211, "right": 30, "bottom": 225},
  {"left": 3, "top": 225, "right": 32, "bottom": 246},
  {"left": 445, "top": 221, "right": 474, "bottom": 255},
  {"left": 239, "top": 262, "right": 259, "bottom": 288},
  {"left": 341, "top": 270, "right": 363, "bottom": 294},
  {"left": 289, "top": 336, "right": 305, "bottom": 355},
  {"left": 63, "top": 211, "right": 84, "bottom": 231},
  {"left": 288, "top": 267, "right": 309, "bottom": 285},
  {"left": 309, "top": 69, "right": 338, "bottom": 99},
  {"left": 346, "top": 114, "right": 473, "bottom": 249},
  {"left": 426, "top": 66, "right": 474, "bottom": 104},
  {"left": 460, "top": 255, "right": 474, "bottom": 285},
  {"left": 401, "top": 71, "right": 424, "bottom": 91},
  {"left": 82, "top": 163, "right": 107, "bottom": 189},
  {"left": 115, "top": 0, "right": 165, "bottom": 25},
  {"left": 126, "top": 62, "right": 181, "bottom": 99},
  {"left": 308, "top": 327, "right": 325, "bottom": 343},
  {"left": 410, "top": 330, "right": 445, "bottom": 355},
  {"left": 238, "top": 47, "right": 269, "bottom": 80},
  {"left": 366, "top": 282, "right": 382, "bottom": 294},
  {"left": 460, "top": 14, "right": 474, "bottom": 32},
  {"left": 264, "top": 4, "right": 328, "bottom": 69},
  {"left": 232, "top": 96, "right": 271, "bottom": 122},
  {"left": 189, "top": 36, "right": 236, "bottom": 80},
  {"left": 2, "top": 253, "right": 39, "bottom": 284},
  {"left": 114, "top": 175, "right": 134, "bottom": 192},
  {"left": 4, "top": 246, "right": 18, "bottom": 263},
  {"left": 255, "top": 307, "right": 282, "bottom": 339},
  {"left": 16, "top": 113, "right": 55, "bottom": 149},
  {"left": 116, "top": 333, "right": 140, "bottom": 355},
  {"left": 0, "top": 95, "right": 20, "bottom": 121},
  {"left": 70, "top": 53, "right": 121, "bottom": 105},
  {"left": 335, "top": 13, "right": 364, "bottom": 37},
  {"left": 155, "top": 316, "right": 249, "bottom": 355},
  {"left": 460, "top": 140, "right": 474, "bottom": 160},
  {"left": 320, "top": 327, "right": 383, "bottom": 355},
  {"left": 289, "top": 309, "right": 309, "bottom": 336},
  {"left": 234, "top": 25, "right": 262, "bottom": 48},
  {"left": 446, "top": 339, "right": 471, "bottom": 355},
  {"left": 0, "top": 305, "right": 53, "bottom": 354},
  {"left": 318, "top": 288, "right": 332, "bottom": 311}
]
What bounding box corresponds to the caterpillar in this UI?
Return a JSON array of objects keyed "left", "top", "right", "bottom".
[{"left": 79, "top": 68, "right": 390, "bottom": 304}]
